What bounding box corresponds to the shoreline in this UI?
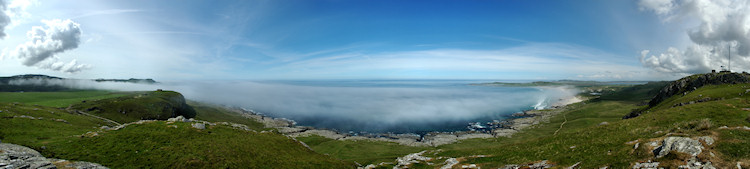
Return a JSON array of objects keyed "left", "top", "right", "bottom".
[{"left": 227, "top": 94, "right": 586, "bottom": 147}]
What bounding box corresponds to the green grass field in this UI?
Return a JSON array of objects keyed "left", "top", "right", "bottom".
[
  {"left": 189, "top": 101, "right": 266, "bottom": 130},
  {"left": 297, "top": 135, "right": 428, "bottom": 165},
  {"left": 0, "top": 90, "right": 129, "bottom": 107}
]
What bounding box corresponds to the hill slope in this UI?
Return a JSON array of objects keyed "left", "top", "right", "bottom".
[
  {"left": 0, "top": 90, "right": 353, "bottom": 168},
  {"left": 70, "top": 90, "right": 197, "bottom": 124},
  {"left": 298, "top": 73, "right": 749, "bottom": 168}
]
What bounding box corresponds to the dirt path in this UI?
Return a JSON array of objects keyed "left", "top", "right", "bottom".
[
  {"left": 554, "top": 113, "right": 567, "bottom": 135},
  {"left": 73, "top": 110, "right": 122, "bottom": 126}
]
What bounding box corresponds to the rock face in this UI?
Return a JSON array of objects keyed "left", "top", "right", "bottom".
[
  {"left": 0, "top": 143, "right": 110, "bottom": 169},
  {"left": 654, "top": 137, "right": 703, "bottom": 158},
  {"left": 191, "top": 123, "right": 206, "bottom": 130},
  {"left": 625, "top": 72, "right": 750, "bottom": 119},
  {"left": 0, "top": 143, "right": 55, "bottom": 169}
]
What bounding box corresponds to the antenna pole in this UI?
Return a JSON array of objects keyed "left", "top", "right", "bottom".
[{"left": 729, "top": 44, "right": 731, "bottom": 72}]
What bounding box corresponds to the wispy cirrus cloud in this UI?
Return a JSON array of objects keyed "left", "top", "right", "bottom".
[{"left": 72, "top": 9, "right": 141, "bottom": 19}]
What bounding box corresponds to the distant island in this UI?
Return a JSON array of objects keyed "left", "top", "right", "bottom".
[{"left": 0, "top": 74, "right": 158, "bottom": 92}]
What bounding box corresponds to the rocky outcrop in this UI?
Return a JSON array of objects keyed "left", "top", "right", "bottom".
[
  {"left": 0, "top": 143, "right": 55, "bottom": 169},
  {"left": 632, "top": 161, "right": 659, "bottom": 169},
  {"left": 393, "top": 151, "right": 433, "bottom": 169},
  {"left": 500, "top": 160, "right": 553, "bottom": 169},
  {"left": 625, "top": 72, "right": 750, "bottom": 119},
  {"left": 440, "top": 158, "right": 459, "bottom": 169},
  {"left": 654, "top": 137, "right": 703, "bottom": 158},
  {"left": 0, "top": 143, "right": 108, "bottom": 169},
  {"left": 649, "top": 72, "right": 750, "bottom": 107}
]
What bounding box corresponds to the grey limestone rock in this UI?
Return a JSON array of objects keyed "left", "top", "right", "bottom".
[
  {"left": 0, "top": 143, "right": 54, "bottom": 169},
  {"left": 654, "top": 137, "right": 703, "bottom": 158}
]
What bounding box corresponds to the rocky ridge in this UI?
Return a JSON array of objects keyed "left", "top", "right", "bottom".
[{"left": 626, "top": 72, "right": 750, "bottom": 119}]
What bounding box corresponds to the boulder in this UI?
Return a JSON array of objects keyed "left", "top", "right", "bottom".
[
  {"left": 698, "top": 136, "right": 714, "bottom": 146},
  {"left": 440, "top": 158, "right": 459, "bottom": 169},
  {"left": 633, "top": 161, "right": 659, "bottom": 169},
  {"left": 654, "top": 137, "right": 703, "bottom": 158},
  {"left": 0, "top": 143, "right": 55, "bottom": 169},
  {"left": 192, "top": 123, "right": 206, "bottom": 130}
]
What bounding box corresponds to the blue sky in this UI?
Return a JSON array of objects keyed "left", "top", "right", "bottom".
[{"left": 2, "top": 0, "right": 742, "bottom": 80}]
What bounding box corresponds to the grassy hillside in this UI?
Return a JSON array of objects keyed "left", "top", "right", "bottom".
[
  {"left": 435, "top": 82, "right": 749, "bottom": 168},
  {"left": 297, "top": 135, "right": 428, "bottom": 165},
  {"left": 70, "top": 90, "right": 197, "bottom": 123},
  {"left": 189, "top": 101, "right": 266, "bottom": 130},
  {"left": 0, "top": 90, "right": 353, "bottom": 168},
  {"left": 0, "top": 90, "right": 128, "bottom": 107},
  {"left": 297, "top": 79, "right": 749, "bottom": 168},
  {"left": 45, "top": 121, "right": 352, "bottom": 168}
]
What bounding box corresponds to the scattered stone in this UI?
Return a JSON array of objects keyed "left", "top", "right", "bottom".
[
  {"left": 598, "top": 121, "right": 609, "bottom": 126},
  {"left": 461, "top": 164, "right": 478, "bottom": 169},
  {"left": 394, "top": 151, "right": 432, "bottom": 168},
  {"left": 679, "top": 157, "right": 716, "bottom": 169},
  {"left": 167, "top": 125, "right": 178, "bottom": 128},
  {"left": 63, "top": 161, "right": 109, "bottom": 169},
  {"left": 570, "top": 145, "right": 576, "bottom": 149},
  {"left": 55, "top": 119, "right": 68, "bottom": 123},
  {"left": 634, "top": 142, "right": 640, "bottom": 150},
  {"left": 719, "top": 126, "right": 729, "bottom": 129},
  {"left": 567, "top": 161, "right": 581, "bottom": 169},
  {"left": 360, "top": 164, "right": 377, "bottom": 169},
  {"left": 648, "top": 141, "right": 658, "bottom": 147},
  {"left": 192, "top": 123, "right": 206, "bottom": 130},
  {"left": 632, "top": 161, "right": 659, "bottom": 169},
  {"left": 167, "top": 116, "right": 190, "bottom": 122},
  {"left": 14, "top": 115, "right": 36, "bottom": 120},
  {"left": 654, "top": 137, "right": 703, "bottom": 158},
  {"left": 698, "top": 136, "right": 714, "bottom": 146},
  {"left": 440, "top": 158, "right": 459, "bottom": 169},
  {"left": 100, "top": 126, "right": 111, "bottom": 130}
]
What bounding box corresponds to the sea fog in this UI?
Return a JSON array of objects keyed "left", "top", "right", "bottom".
[{"left": 9, "top": 79, "right": 579, "bottom": 133}]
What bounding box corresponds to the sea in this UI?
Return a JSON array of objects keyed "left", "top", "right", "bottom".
[{"left": 233, "top": 80, "right": 578, "bottom": 134}]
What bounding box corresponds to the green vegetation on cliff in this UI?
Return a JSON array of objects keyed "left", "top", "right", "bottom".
[{"left": 70, "top": 90, "right": 197, "bottom": 123}]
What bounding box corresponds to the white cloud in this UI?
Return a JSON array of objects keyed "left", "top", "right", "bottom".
[
  {"left": 639, "top": 0, "right": 750, "bottom": 73},
  {"left": 8, "top": 19, "right": 89, "bottom": 73},
  {"left": 0, "top": 0, "right": 10, "bottom": 38},
  {"left": 639, "top": 0, "right": 675, "bottom": 15}
]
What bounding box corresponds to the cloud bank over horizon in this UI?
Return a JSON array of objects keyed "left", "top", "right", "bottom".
[
  {"left": 7, "top": 78, "right": 580, "bottom": 133},
  {"left": 639, "top": 0, "right": 750, "bottom": 74},
  {"left": 0, "top": 0, "right": 9, "bottom": 39}
]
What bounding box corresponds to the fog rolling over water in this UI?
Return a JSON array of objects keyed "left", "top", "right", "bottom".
[
  {"left": 10, "top": 79, "right": 579, "bottom": 133},
  {"left": 176, "top": 80, "right": 578, "bottom": 133}
]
